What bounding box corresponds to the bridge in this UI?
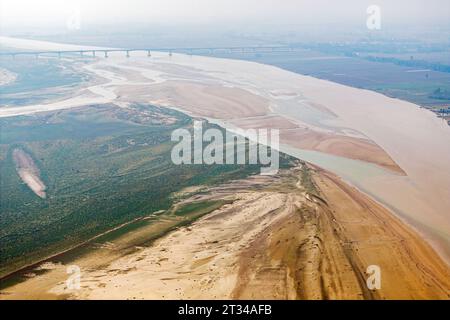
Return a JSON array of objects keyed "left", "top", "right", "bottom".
[{"left": 0, "top": 46, "right": 296, "bottom": 59}]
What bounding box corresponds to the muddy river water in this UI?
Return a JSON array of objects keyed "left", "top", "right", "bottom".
[{"left": 1, "top": 36, "right": 449, "bottom": 264}]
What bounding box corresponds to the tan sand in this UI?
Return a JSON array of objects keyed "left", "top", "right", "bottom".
[
  {"left": 115, "top": 80, "right": 270, "bottom": 119},
  {"left": 12, "top": 149, "right": 46, "bottom": 198},
  {"left": 0, "top": 37, "right": 449, "bottom": 295},
  {"left": 311, "top": 169, "right": 450, "bottom": 299},
  {"left": 1, "top": 166, "right": 448, "bottom": 300}
]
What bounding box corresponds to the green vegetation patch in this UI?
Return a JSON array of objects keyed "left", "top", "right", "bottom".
[
  {"left": 0, "top": 103, "right": 286, "bottom": 277},
  {"left": 172, "top": 200, "right": 230, "bottom": 217}
]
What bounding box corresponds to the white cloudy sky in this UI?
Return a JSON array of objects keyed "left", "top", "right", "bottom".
[{"left": 1, "top": 0, "right": 449, "bottom": 32}]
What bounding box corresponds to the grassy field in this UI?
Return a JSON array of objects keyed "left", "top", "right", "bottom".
[{"left": 0, "top": 103, "right": 288, "bottom": 277}]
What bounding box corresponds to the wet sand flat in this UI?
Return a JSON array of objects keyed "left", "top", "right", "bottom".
[
  {"left": 2, "top": 166, "right": 448, "bottom": 300},
  {"left": 12, "top": 148, "right": 46, "bottom": 198},
  {"left": 1, "top": 42, "right": 448, "bottom": 262}
]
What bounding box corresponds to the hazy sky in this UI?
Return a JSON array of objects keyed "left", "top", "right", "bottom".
[{"left": 1, "top": 0, "right": 449, "bottom": 33}]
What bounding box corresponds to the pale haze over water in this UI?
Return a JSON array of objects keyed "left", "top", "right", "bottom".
[
  {"left": 1, "top": 0, "right": 450, "bottom": 301},
  {"left": 1, "top": 0, "right": 450, "bottom": 35}
]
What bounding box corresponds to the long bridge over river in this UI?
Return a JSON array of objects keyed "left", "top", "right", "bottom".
[{"left": 0, "top": 45, "right": 297, "bottom": 59}]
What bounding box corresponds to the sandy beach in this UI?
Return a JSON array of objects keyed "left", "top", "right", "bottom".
[
  {"left": 0, "top": 37, "right": 449, "bottom": 299},
  {"left": 12, "top": 149, "right": 46, "bottom": 198},
  {"left": 76, "top": 48, "right": 450, "bottom": 263}
]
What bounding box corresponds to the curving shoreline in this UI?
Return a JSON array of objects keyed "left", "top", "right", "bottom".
[
  {"left": 1, "top": 166, "right": 448, "bottom": 299},
  {"left": 0, "top": 37, "right": 449, "bottom": 282}
]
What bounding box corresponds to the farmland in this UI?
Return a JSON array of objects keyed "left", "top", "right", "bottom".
[{"left": 212, "top": 48, "right": 450, "bottom": 109}]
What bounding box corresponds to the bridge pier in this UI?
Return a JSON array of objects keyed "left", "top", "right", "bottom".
[{"left": 0, "top": 46, "right": 294, "bottom": 61}]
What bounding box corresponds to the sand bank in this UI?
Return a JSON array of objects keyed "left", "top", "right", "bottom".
[
  {"left": 1, "top": 37, "right": 449, "bottom": 269},
  {"left": 12, "top": 148, "right": 46, "bottom": 198},
  {"left": 1, "top": 166, "right": 448, "bottom": 300},
  {"left": 0, "top": 67, "right": 17, "bottom": 86}
]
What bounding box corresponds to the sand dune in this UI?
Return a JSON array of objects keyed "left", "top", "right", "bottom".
[
  {"left": 2, "top": 166, "right": 447, "bottom": 300},
  {"left": 12, "top": 149, "right": 46, "bottom": 198}
]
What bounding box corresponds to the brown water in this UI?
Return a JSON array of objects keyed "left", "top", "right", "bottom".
[{"left": 2, "top": 37, "right": 449, "bottom": 264}]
